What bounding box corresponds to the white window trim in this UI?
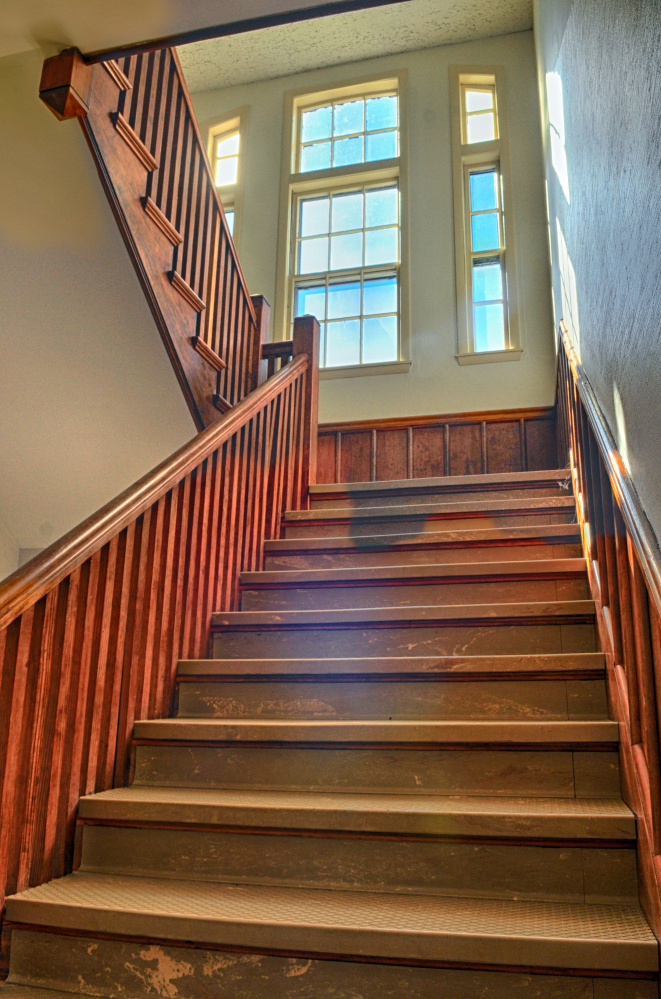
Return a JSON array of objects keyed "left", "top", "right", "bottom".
[
  {"left": 202, "top": 105, "right": 249, "bottom": 250},
  {"left": 449, "top": 66, "right": 523, "bottom": 363},
  {"left": 274, "top": 71, "right": 411, "bottom": 378}
]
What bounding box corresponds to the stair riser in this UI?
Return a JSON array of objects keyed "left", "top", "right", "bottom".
[
  {"left": 284, "top": 512, "right": 575, "bottom": 540},
  {"left": 176, "top": 678, "right": 608, "bottom": 721},
  {"left": 8, "top": 930, "right": 656, "bottom": 999},
  {"left": 211, "top": 623, "right": 597, "bottom": 659},
  {"left": 133, "top": 745, "right": 621, "bottom": 797},
  {"left": 311, "top": 485, "right": 572, "bottom": 508},
  {"left": 263, "top": 542, "right": 583, "bottom": 570},
  {"left": 79, "top": 824, "right": 637, "bottom": 904},
  {"left": 240, "top": 577, "right": 590, "bottom": 611}
]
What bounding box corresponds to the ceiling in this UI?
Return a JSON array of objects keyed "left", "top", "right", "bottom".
[
  {"left": 0, "top": 0, "right": 399, "bottom": 61},
  {"left": 179, "top": 0, "right": 533, "bottom": 93}
]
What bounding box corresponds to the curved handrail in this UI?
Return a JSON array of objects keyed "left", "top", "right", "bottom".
[{"left": 0, "top": 356, "right": 307, "bottom": 632}]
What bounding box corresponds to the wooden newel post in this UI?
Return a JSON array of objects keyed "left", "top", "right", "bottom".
[
  {"left": 250, "top": 295, "right": 271, "bottom": 390},
  {"left": 293, "top": 314, "right": 320, "bottom": 502},
  {"left": 39, "top": 49, "right": 93, "bottom": 121}
]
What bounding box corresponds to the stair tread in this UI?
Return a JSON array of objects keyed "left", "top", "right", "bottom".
[
  {"left": 212, "top": 600, "right": 595, "bottom": 628},
  {"left": 6, "top": 872, "right": 656, "bottom": 971},
  {"left": 177, "top": 652, "right": 605, "bottom": 677},
  {"left": 264, "top": 523, "right": 582, "bottom": 552},
  {"left": 78, "top": 786, "right": 635, "bottom": 840},
  {"left": 241, "top": 558, "right": 587, "bottom": 587},
  {"left": 0, "top": 989, "right": 90, "bottom": 999},
  {"left": 285, "top": 496, "right": 575, "bottom": 522},
  {"left": 133, "top": 718, "right": 618, "bottom": 743},
  {"left": 309, "top": 470, "right": 572, "bottom": 495}
]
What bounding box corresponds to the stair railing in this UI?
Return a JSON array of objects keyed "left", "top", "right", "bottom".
[
  {"left": 39, "top": 48, "right": 266, "bottom": 429},
  {"left": 557, "top": 322, "right": 661, "bottom": 933},
  {"left": 0, "top": 316, "right": 318, "bottom": 973}
]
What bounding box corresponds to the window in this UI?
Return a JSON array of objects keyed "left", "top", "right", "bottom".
[
  {"left": 450, "top": 68, "right": 522, "bottom": 364},
  {"left": 276, "top": 75, "right": 410, "bottom": 376},
  {"left": 205, "top": 108, "right": 249, "bottom": 245}
]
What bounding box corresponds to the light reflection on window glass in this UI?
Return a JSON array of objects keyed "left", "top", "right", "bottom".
[{"left": 299, "top": 94, "right": 399, "bottom": 172}]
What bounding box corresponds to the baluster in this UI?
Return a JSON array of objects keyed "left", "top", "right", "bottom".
[
  {"left": 293, "top": 314, "right": 320, "bottom": 506},
  {"left": 613, "top": 507, "right": 642, "bottom": 742}
]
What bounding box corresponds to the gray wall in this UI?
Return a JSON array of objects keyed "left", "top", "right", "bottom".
[
  {"left": 0, "top": 50, "right": 194, "bottom": 580},
  {"left": 534, "top": 0, "right": 661, "bottom": 540}
]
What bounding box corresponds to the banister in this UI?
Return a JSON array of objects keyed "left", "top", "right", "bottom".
[
  {"left": 0, "top": 356, "right": 307, "bottom": 633},
  {"left": 559, "top": 323, "right": 661, "bottom": 619}
]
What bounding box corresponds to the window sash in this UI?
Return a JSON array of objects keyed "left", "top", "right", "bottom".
[{"left": 295, "top": 90, "right": 399, "bottom": 174}]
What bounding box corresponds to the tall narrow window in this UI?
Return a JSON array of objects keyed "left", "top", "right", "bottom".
[
  {"left": 276, "top": 75, "right": 411, "bottom": 376},
  {"left": 450, "top": 68, "right": 522, "bottom": 364},
  {"left": 205, "top": 108, "right": 249, "bottom": 244}
]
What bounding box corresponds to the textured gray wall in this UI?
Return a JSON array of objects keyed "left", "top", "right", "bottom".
[{"left": 535, "top": 0, "right": 661, "bottom": 542}]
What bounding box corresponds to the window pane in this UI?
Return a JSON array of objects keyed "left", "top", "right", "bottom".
[
  {"left": 217, "top": 133, "right": 239, "bottom": 157},
  {"left": 319, "top": 322, "right": 326, "bottom": 365},
  {"left": 215, "top": 157, "right": 237, "bottom": 186},
  {"left": 365, "top": 226, "right": 398, "bottom": 265},
  {"left": 366, "top": 95, "right": 397, "bottom": 131},
  {"left": 333, "top": 100, "right": 364, "bottom": 136},
  {"left": 333, "top": 136, "right": 363, "bottom": 167},
  {"left": 466, "top": 112, "right": 495, "bottom": 144},
  {"left": 300, "top": 197, "right": 330, "bottom": 237},
  {"left": 470, "top": 171, "right": 498, "bottom": 212},
  {"left": 473, "top": 260, "right": 502, "bottom": 302},
  {"left": 331, "top": 191, "right": 363, "bottom": 233},
  {"left": 328, "top": 281, "right": 361, "bottom": 319},
  {"left": 330, "top": 231, "right": 363, "bottom": 270},
  {"left": 474, "top": 303, "right": 505, "bottom": 352},
  {"left": 366, "top": 130, "right": 397, "bottom": 161},
  {"left": 295, "top": 284, "right": 326, "bottom": 320},
  {"left": 301, "top": 141, "right": 331, "bottom": 172},
  {"left": 326, "top": 319, "right": 360, "bottom": 366},
  {"left": 365, "top": 186, "right": 398, "bottom": 227},
  {"left": 471, "top": 213, "right": 500, "bottom": 252},
  {"left": 302, "top": 105, "right": 332, "bottom": 142},
  {"left": 299, "top": 236, "right": 329, "bottom": 274},
  {"left": 465, "top": 89, "right": 493, "bottom": 113},
  {"left": 363, "top": 276, "right": 397, "bottom": 315},
  {"left": 225, "top": 210, "right": 235, "bottom": 236},
  {"left": 363, "top": 315, "right": 398, "bottom": 363}
]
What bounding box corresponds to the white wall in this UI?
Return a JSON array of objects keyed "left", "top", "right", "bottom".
[
  {"left": 0, "top": 518, "right": 19, "bottom": 581},
  {"left": 0, "top": 49, "right": 194, "bottom": 580},
  {"left": 192, "top": 30, "right": 556, "bottom": 424}
]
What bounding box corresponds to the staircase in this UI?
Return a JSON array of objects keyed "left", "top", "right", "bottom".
[{"left": 2, "top": 468, "right": 659, "bottom": 998}]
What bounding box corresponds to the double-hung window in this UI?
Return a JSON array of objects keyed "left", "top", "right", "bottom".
[
  {"left": 277, "top": 76, "right": 409, "bottom": 374},
  {"left": 450, "top": 68, "right": 522, "bottom": 364},
  {"left": 207, "top": 108, "right": 248, "bottom": 243}
]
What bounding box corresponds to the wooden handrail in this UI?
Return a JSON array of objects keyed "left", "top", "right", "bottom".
[
  {"left": 0, "top": 356, "right": 306, "bottom": 633},
  {"left": 556, "top": 321, "right": 661, "bottom": 934}
]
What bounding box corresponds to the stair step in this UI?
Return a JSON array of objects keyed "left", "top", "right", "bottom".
[
  {"left": 5, "top": 873, "right": 657, "bottom": 973},
  {"left": 5, "top": 931, "right": 658, "bottom": 999},
  {"left": 309, "top": 469, "right": 573, "bottom": 508},
  {"left": 78, "top": 786, "right": 635, "bottom": 840},
  {"left": 240, "top": 558, "right": 589, "bottom": 610},
  {"left": 263, "top": 523, "right": 583, "bottom": 569},
  {"left": 283, "top": 496, "right": 576, "bottom": 539}
]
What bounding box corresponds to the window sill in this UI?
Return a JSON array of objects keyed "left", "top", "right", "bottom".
[
  {"left": 456, "top": 348, "right": 523, "bottom": 366},
  {"left": 320, "top": 359, "right": 412, "bottom": 380}
]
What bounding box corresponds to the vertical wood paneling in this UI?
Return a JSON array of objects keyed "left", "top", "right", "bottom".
[
  {"left": 375, "top": 429, "right": 408, "bottom": 482},
  {"left": 340, "top": 432, "right": 372, "bottom": 483},
  {"left": 486, "top": 421, "right": 522, "bottom": 474},
  {"left": 449, "top": 424, "right": 482, "bottom": 476}
]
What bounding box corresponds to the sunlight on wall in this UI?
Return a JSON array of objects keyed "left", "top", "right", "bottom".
[
  {"left": 555, "top": 218, "right": 580, "bottom": 358},
  {"left": 546, "top": 71, "right": 570, "bottom": 203},
  {"left": 613, "top": 383, "right": 631, "bottom": 473}
]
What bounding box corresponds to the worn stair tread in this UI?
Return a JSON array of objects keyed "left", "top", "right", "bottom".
[
  {"left": 211, "top": 600, "right": 595, "bottom": 629},
  {"left": 0, "top": 989, "right": 97, "bottom": 999},
  {"left": 264, "top": 523, "right": 582, "bottom": 552},
  {"left": 240, "top": 558, "right": 588, "bottom": 588},
  {"left": 78, "top": 786, "right": 635, "bottom": 840},
  {"left": 6, "top": 872, "right": 656, "bottom": 972},
  {"left": 132, "top": 718, "right": 618, "bottom": 744},
  {"left": 177, "top": 652, "right": 606, "bottom": 678},
  {"left": 309, "top": 470, "right": 572, "bottom": 497},
  {"left": 284, "top": 496, "right": 576, "bottom": 522}
]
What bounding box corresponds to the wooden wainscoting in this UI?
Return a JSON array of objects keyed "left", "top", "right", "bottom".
[{"left": 317, "top": 407, "right": 559, "bottom": 484}]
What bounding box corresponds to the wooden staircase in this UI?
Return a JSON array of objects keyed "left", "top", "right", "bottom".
[{"left": 2, "top": 468, "right": 659, "bottom": 997}]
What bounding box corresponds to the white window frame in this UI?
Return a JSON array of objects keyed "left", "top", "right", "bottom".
[
  {"left": 275, "top": 72, "right": 411, "bottom": 380},
  {"left": 449, "top": 67, "right": 523, "bottom": 365},
  {"left": 203, "top": 106, "right": 249, "bottom": 250}
]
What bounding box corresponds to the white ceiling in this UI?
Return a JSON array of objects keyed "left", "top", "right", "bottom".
[{"left": 179, "top": 0, "right": 533, "bottom": 93}]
